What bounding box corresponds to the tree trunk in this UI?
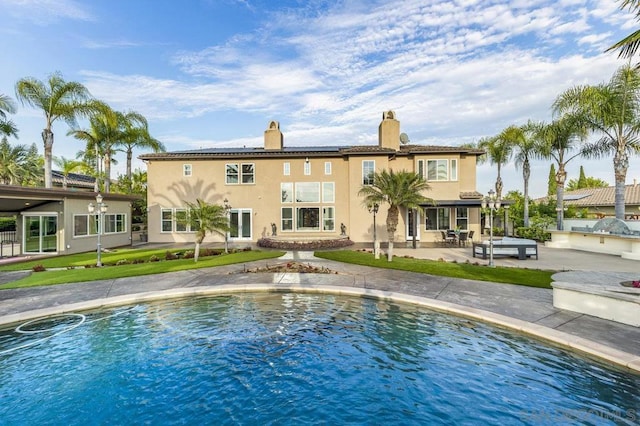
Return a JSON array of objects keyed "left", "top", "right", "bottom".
[
  {"left": 613, "top": 152, "right": 628, "bottom": 219},
  {"left": 523, "top": 159, "right": 530, "bottom": 228},
  {"left": 386, "top": 205, "right": 399, "bottom": 262},
  {"left": 126, "top": 148, "right": 133, "bottom": 193},
  {"left": 194, "top": 241, "right": 200, "bottom": 263},
  {"left": 104, "top": 150, "right": 111, "bottom": 193},
  {"left": 555, "top": 166, "right": 567, "bottom": 231},
  {"left": 495, "top": 164, "right": 503, "bottom": 199},
  {"left": 42, "top": 129, "right": 54, "bottom": 188}
]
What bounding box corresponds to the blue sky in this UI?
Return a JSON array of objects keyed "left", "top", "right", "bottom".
[{"left": 1, "top": 0, "right": 638, "bottom": 198}]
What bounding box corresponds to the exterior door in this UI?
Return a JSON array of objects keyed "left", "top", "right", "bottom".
[
  {"left": 229, "top": 209, "right": 252, "bottom": 239},
  {"left": 23, "top": 214, "right": 58, "bottom": 254},
  {"left": 406, "top": 209, "right": 420, "bottom": 241}
]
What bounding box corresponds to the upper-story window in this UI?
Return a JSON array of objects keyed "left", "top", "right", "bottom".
[
  {"left": 418, "top": 159, "right": 457, "bottom": 181},
  {"left": 362, "top": 160, "right": 375, "bottom": 185},
  {"left": 304, "top": 160, "right": 311, "bottom": 176},
  {"left": 226, "top": 163, "right": 255, "bottom": 184},
  {"left": 283, "top": 162, "right": 290, "bottom": 176},
  {"left": 324, "top": 162, "right": 332, "bottom": 175},
  {"left": 183, "top": 164, "right": 192, "bottom": 177}
]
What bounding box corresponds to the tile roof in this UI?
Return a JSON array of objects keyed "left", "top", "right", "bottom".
[
  {"left": 537, "top": 184, "right": 640, "bottom": 207},
  {"left": 51, "top": 171, "right": 96, "bottom": 189}
]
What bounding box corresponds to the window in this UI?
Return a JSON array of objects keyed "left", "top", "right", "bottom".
[
  {"left": 183, "top": 164, "right": 192, "bottom": 177},
  {"left": 175, "top": 209, "right": 187, "bottom": 232},
  {"left": 323, "top": 207, "right": 335, "bottom": 231},
  {"left": 322, "top": 182, "right": 335, "bottom": 203},
  {"left": 281, "top": 183, "right": 293, "bottom": 203},
  {"left": 295, "top": 182, "right": 320, "bottom": 203},
  {"left": 324, "top": 162, "right": 332, "bottom": 175},
  {"left": 304, "top": 161, "right": 311, "bottom": 175},
  {"left": 225, "top": 164, "right": 239, "bottom": 184},
  {"left": 296, "top": 207, "right": 320, "bottom": 231},
  {"left": 450, "top": 159, "right": 458, "bottom": 181},
  {"left": 104, "top": 214, "right": 125, "bottom": 234},
  {"left": 283, "top": 162, "right": 290, "bottom": 176},
  {"left": 281, "top": 207, "right": 293, "bottom": 231},
  {"left": 427, "top": 160, "right": 448, "bottom": 181},
  {"left": 226, "top": 163, "right": 254, "bottom": 184},
  {"left": 74, "top": 215, "right": 89, "bottom": 236},
  {"left": 242, "top": 163, "right": 255, "bottom": 183},
  {"left": 362, "top": 160, "right": 375, "bottom": 185},
  {"left": 425, "top": 208, "right": 450, "bottom": 230},
  {"left": 455, "top": 208, "right": 468, "bottom": 230},
  {"left": 161, "top": 209, "right": 173, "bottom": 232}
]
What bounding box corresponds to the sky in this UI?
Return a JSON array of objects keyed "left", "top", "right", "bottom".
[{"left": 1, "top": 0, "right": 639, "bottom": 198}]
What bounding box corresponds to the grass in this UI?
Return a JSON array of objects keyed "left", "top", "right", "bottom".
[
  {"left": 314, "top": 250, "right": 554, "bottom": 288},
  {"left": 0, "top": 249, "right": 285, "bottom": 289}
]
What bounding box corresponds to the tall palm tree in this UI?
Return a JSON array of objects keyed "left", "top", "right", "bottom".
[
  {"left": 15, "top": 72, "right": 95, "bottom": 188},
  {"left": 53, "top": 156, "right": 83, "bottom": 189},
  {"left": 607, "top": 0, "right": 640, "bottom": 61},
  {"left": 182, "top": 199, "right": 230, "bottom": 261},
  {"left": 358, "top": 169, "right": 433, "bottom": 262},
  {"left": 114, "top": 110, "right": 164, "bottom": 192},
  {"left": 0, "top": 94, "right": 18, "bottom": 138},
  {"left": 477, "top": 135, "right": 512, "bottom": 199},
  {"left": 536, "top": 117, "right": 588, "bottom": 230},
  {"left": 553, "top": 64, "right": 640, "bottom": 219}
]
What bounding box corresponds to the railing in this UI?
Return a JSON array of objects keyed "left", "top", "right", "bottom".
[{"left": 0, "top": 230, "right": 18, "bottom": 258}]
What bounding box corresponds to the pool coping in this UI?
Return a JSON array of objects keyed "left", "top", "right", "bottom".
[{"left": 1, "top": 283, "right": 639, "bottom": 373}]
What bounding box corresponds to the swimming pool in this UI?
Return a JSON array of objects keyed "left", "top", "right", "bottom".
[{"left": 0, "top": 293, "right": 638, "bottom": 424}]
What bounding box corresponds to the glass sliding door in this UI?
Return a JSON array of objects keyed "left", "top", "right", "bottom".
[{"left": 23, "top": 214, "right": 58, "bottom": 254}]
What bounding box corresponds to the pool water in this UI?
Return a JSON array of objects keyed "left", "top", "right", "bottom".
[{"left": 0, "top": 293, "right": 638, "bottom": 425}]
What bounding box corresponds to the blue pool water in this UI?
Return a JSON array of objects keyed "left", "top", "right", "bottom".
[{"left": 0, "top": 293, "right": 638, "bottom": 425}]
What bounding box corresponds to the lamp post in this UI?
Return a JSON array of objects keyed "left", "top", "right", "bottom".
[
  {"left": 368, "top": 203, "right": 380, "bottom": 259},
  {"left": 481, "top": 189, "right": 501, "bottom": 268},
  {"left": 223, "top": 198, "right": 231, "bottom": 254},
  {"left": 88, "top": 193, "right": 108, "bottom": 267}
]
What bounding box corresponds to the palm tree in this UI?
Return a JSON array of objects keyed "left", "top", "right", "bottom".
[
  {"left": 15, "top": 72, "right": 95, "bottom": 188},
  {"left": 607, "top": 0, "right": 640, "bottom": 61},
  {"left": 358, "top": 169, "right": 433, "bottom": 262},
  {"left": 498, "top": 123, "right": 541, "bottom": 228},
  {"left": 182, "top": 199, "right": 230, "bottom": 261},
  {"left": 0, "top": 137, "right": 30, "bottom": 184},
  {"left": 53, "top": 156, "right": 83, "bottom": 189},
  {"left": 553, "top": 64, "right": 640, "bottom": 219},
  {"left": 536, "top": 117, "right": 588, "bottom": 230},
  {"left": 0, "top": 94, "right": 18, "bottom": 138},
  {"left": 114, "top": 110, "right": 164, "bottom": 192},
  {"left": 477, "top": 135, "right": 512, "bottom": 199}
]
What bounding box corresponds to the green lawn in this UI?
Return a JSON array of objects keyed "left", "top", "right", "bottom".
[
  {"left": 314, "top": 250, "right": 554, "bottom": 288},
  {"left": 0, "top": 249, "right": 285, "bottom": 289}
]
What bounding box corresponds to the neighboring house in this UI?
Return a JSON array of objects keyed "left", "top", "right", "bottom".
[
  {"left": 537, "top": 182, "right": 640, "bottom": 220},
  {"left": 51, "top": 170, "right": 96, "bottom": 191},
  {"left": 141, "top": 112, "right": 486, "bottom": 247},
  {"left": 0, "top": 185, "right": 137, "bottom": 256}
]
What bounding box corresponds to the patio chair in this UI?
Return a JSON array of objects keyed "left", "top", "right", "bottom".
[
  {"left": 467, "top": 230, "right": 475, "bottom": 242},
  {"left": 458, "top": 231, "right": 469, "bottom": 247},
  {"left": 441, "top": 230, "right": 455, "bottom": 245}
]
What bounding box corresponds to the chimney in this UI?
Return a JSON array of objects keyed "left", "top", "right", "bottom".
[
  {"left": 264, "top": 120, "right": 283, "bottom": 150},
  {"left": 378, "top": 111, "right": 400, "bottom": 151}
]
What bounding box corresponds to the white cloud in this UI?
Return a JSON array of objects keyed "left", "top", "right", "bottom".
[{"left": 0, "top": 0, "right": 94, "bottom": 23}]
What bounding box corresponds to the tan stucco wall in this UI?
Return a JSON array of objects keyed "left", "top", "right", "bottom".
[{"left": 146, "top": 150, "right": 483, "bottom": 245}]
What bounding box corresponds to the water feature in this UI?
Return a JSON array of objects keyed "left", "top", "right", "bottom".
[{"left": 1, "top": 293, "right": 638, "bottom": 425}]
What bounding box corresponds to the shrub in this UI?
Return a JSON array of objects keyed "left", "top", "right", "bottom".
[
  {"left": 116, "top": 259, "right": 132, "bottom": 266},
  {"left": 183, "top": 250, "right": 195, "bottom": 259},
  {"left": 132, "top": 259, "right": 145, "bottom": 264},
  {"left": 165, "top": 251, "right": 178, "bottom": 260},
  {"left": 149, "top": 255, "right": 160, "bottom": 262},
  {"left": 32, "top": 264, "right": 46, "bottom": 272}
]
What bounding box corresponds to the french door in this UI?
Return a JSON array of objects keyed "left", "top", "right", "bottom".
[{"left": 229, "top": 209, "right": 252, "bottom": 239}]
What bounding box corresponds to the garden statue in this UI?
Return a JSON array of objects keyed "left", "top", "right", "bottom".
[
  {"left": 271, "top": 223, "right": 277, "bottom": 236},
  {"left": 340, "top": 223, "right": 346, "bottom": 236}
]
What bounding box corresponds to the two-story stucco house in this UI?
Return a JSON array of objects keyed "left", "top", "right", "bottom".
[{"left": 140, "top": 111, "right": 485, "bottom": 247}]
